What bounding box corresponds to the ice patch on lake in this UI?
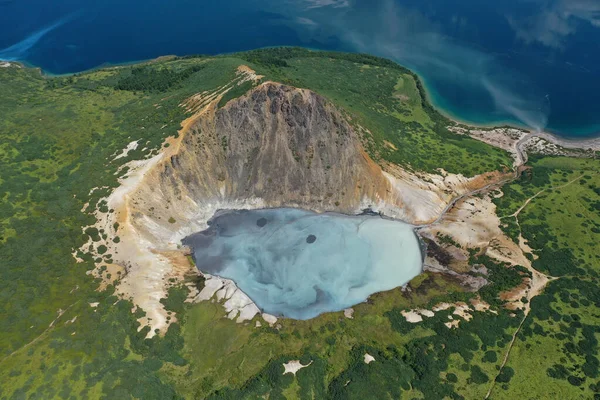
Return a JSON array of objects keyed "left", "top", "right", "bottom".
[{"left": 183, "top": 208, "right": 422, "bottom": 320}]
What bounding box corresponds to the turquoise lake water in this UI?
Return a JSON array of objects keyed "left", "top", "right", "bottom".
[
  {"left": 182, "top": 209, "right": 422, "bottom": 319},
  {"left": 1, "top": 0, "right": 599, "bottom": 137}
]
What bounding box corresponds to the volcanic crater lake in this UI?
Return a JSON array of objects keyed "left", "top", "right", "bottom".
[{"left": 182, "top": 208, "right": 423, "bottom": 320}]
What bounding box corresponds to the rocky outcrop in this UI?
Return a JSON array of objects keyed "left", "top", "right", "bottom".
[{"left": 128, "top": 82, "right": 402, "bottom": 242}]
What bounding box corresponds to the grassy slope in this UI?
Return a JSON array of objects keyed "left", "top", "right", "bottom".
[
  {"left": 0, "top": 48, "right": 596, "bottom": 399},
  {"left": 491, "top": 156, "right": 600, "bottom": 399},
  {"left": 0, "top": 56, "right": 248, "bottom": 399},
  {"left": 165, "top": 272, "right": 463, "bottom": 399}
]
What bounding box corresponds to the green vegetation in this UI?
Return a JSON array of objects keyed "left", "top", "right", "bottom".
[
  {"left": 327, "top": 346, "right": 414, "bottom": 399},
  {"left": 491, "top": 155, "right": 600, "bottom": 398},
  {"left": 0, "top": 55, "right": 247, "bottom": 399},
  {"left": 114, "top": 64, "right": 205, "bottom": 93},
  {"left": 472, "top": 254, "right": 530, "bottom": 306},
  {"left": 0, "top": 48, "right": 596, "bottom": 399},
  {"left": 494, "top": 156, "right": 600, "bottom": 277},
  {"left": 217, "top": 79, "right": 257, "bottom": 109},
  {"left": 165, "top": 271, "right": 478, "bottom": 399}
]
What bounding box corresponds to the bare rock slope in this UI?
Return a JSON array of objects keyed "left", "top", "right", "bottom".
[{"left": 131, "top": 82, "right": 394, "bottom": 236}]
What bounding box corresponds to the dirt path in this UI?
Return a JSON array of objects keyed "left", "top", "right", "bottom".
[
  {"left": 417, "top": 128, "right": 540, "bottom": 230},
  {"left": 484, "top": 312, "right": 527, "bottom": 399},
  {"left": 414, "top": 143, "right": 584, "bottom": 398},
  {"left": 485, "top": 270, "right": 557, "bottom": 398},
  {"left": 413, "top": 128, "right": 596, "bottom": 398},
  {"left": 412, "top": 157, "right": 555, "bottom": 400},
  {"left": 483, "top": 174, "right": 585, "bottom": 398},
  {"left": 0, "top": 302, "right": 78, "bottom": 365},
  {"left": 414, "top": 174, "right": 514, "bottom": 229},
  {"left": 506, "top": 172, "right": 585, "bottom": 220},
  {"left": 508, "top": 191, "right": 542, "bottom": 220}
]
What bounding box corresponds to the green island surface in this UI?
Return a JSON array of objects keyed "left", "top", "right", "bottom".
[{"left": 0, "top": 47, "right": 599, "bottom": 399}]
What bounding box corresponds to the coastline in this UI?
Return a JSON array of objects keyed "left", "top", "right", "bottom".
[
  {"left": 3, "top": 46, "right": 600, "bottom": 143},
  {"left": 404, "top": 60, "right": 600, "bottom": 141},
  {"left": 40, "top": 55, "right": 180, "bottom": 78},
  {"left": 418, "top": 73, "right": 600, "bottom": 142},
  {"left": 409, "top": 64, "right": 600, "bottom": 150},
  {"left": 521, "top": 131, "right": 600, "bottom": 151},
  {"left": 415, "top": 71, "right": 530, "bottom": 131}
]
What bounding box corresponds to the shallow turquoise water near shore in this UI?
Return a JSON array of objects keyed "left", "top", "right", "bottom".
[
  {"left": 2, "top": 0, "right": 599, "bottom": 138},
  {"left": 182, "top": 209, "right": 422, "bottom": 319}
]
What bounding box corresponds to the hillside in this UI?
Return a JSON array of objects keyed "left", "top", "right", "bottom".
[{"left": 0, "top": 48, "right": 598, "bottom": 399}]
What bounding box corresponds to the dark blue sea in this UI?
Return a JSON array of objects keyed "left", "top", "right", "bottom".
[{"left": 2, "top": 0, "right": 600, "bottom": 138}]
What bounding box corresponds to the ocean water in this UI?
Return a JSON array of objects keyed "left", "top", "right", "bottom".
[
  {"left": 1, "top": 0, "right": 599, "bottom": 137},
  {"left": 182, "top": 209, "right": 422, "bottom": 319}
]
